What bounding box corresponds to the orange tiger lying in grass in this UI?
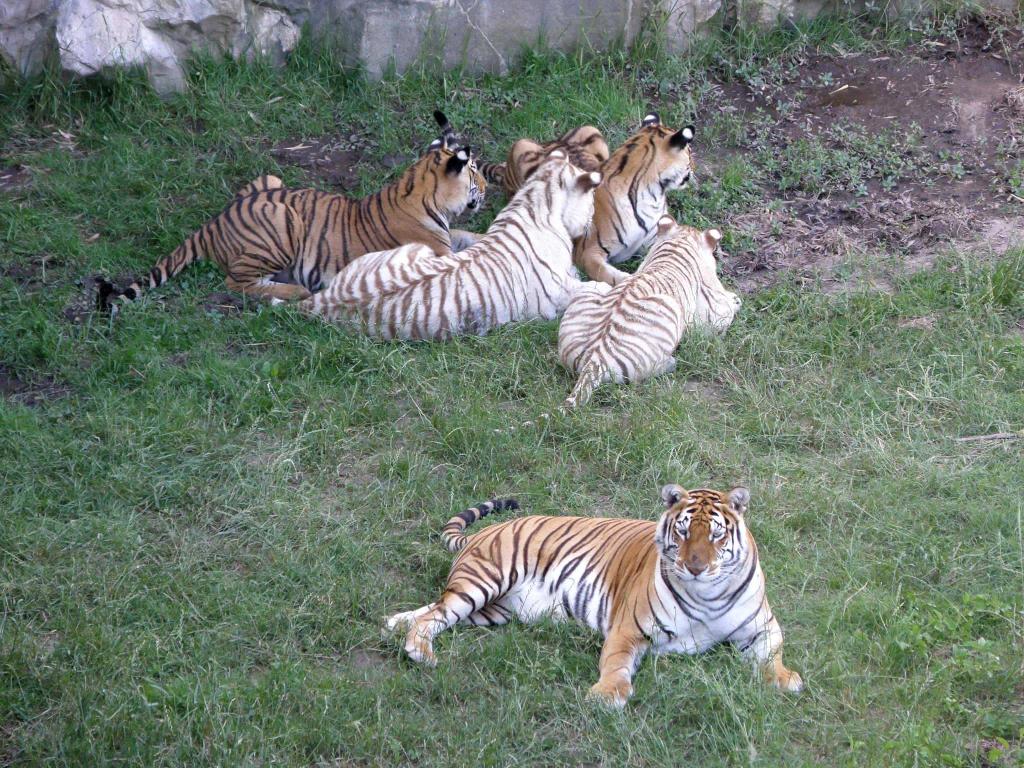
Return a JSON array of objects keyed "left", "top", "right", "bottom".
[
  {"left": 96, "top": 112, "right": 486, "bottom": 312},
  {"left": 480, "top": 123, "right": 609, "bottom": 196},
  {"left": 479, "top": 113, "right": 696, "bottom": 285},
  {"left": 385, "top": 485, "right": 802, "bottom": 708}
]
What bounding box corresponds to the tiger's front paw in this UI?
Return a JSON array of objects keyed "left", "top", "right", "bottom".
[
  {"left": 602, "top": 266, "right": 630, "bottom": 286},
  {"left": 587, "top": 678, "right": 632, "bottom": 709},
  {"left": 764, "top": 663, "right": 803, "bottom": 693},
  {"left": 404, "top": 635, "right": 437, "bottom": 667},
  {"left": 776, "top": 668, "right": 803, "bottom": 693}
]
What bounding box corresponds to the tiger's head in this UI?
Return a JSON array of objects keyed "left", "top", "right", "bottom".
[
  {"left": 426, "top": 110, "right": 487, "bottom": 214},
  {"left": 528, "top": 149, "right": 603, "bottom": 239},
  {"left": 655, "top": 485, "right": 752, "bottom": 581},
  {"left": 652, "top": 214, "right": 741, "bottom": 331},
  {"left": 612, "top": 113, "right": 696, "bottom": 193}
]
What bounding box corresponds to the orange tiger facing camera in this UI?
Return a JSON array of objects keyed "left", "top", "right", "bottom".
[
  {"left": 96, "top": 111, "right": 486, "bottom": 312},
  {"left": 385, "top": 485, "right": 802, "bottom": 708}
]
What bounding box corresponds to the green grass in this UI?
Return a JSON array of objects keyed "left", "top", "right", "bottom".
[{"left": 2, "top": 10, "right": 1024, "bottom": 767}]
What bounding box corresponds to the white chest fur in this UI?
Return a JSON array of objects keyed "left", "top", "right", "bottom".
[{"left": 607, "top": 188, "right": 668, "bottom": 265}]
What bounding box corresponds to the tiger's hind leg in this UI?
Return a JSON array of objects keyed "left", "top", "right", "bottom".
[
  {"left": 236, "top": 175, "right": 284, "bottom": 198},
  {"left": 226, "top": 275, "right": 312, "bottom": 302},
  {"left": 387, "top": 587, "right": 501, "bottom": 666},
  {"left": 220, "top": 199, "right": 309, "bottom": 302}
]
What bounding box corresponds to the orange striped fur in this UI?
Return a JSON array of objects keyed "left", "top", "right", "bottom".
[
  {"left": 95, "top": 115, "right": 486, "bottom": 312},
  {"left": 575, "top": 113, "right": 697, "bottom": 285},
  {"left": 495, "top": 124, "right": 610, "bottom": 197},
  {"left": 385, "top": 485, "right": 802, "bottom": 708},
  {"left": 478, "top": 113, "right": 696, "bottom": 285},
  {"left": 294, "top": 152, "right": 602, "bottom": 341}
]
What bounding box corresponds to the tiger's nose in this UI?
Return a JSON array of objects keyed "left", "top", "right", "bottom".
[{"left": 684, "top": 556, "right": 707, "bottom": 576}]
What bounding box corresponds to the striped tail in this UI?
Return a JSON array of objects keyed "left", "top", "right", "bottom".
[
  {"left": 494, "top": 362, "right": 607, "bottom": 435},
  {"left": 95, "top": 227, "right": 211, "bottom": 313},
  {"left": 562, "top": 361, "right": 606, "bottom": 411},
  {"left": 477, "top": 160, "right": 506, "bottom": 186},
  {"left": 441, "top": 498, "right": 519, "bottom": 552}
]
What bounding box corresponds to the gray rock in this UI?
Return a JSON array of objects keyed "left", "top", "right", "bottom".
[
  {"left": 1, "top": 0, "right": 56, "bottom": 77},
  {"left": 660, "top": 0, "right": 724, "bottom": 53}
]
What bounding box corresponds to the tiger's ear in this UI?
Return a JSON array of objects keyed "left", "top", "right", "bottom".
[
  {"left": 433, "top": 110, "right": 450, "bottom": 130},
  {"left": 728, "top": 487, "right": 750, "bottom": 516},
  {"left": 576, "top": 171, "right": 602, "bottom": 192},
  {"left": 657, "top": 215, "right": 676, "bottom": 236},
  {"left": 642, "top": 112, "right": 660, "bottom": 128},
  {"left": 661, "top": 484, "right": 687, "bottom": 508},
  {"left": 669, "top": 125, "right": 695, "bottom": 150},
  {"left": 704, "top": 228, "right": 722, "bottom": 248},
  {"left": 428, "top": 138, "right": 443, "bottom": 152},
  {"left": 446, "top": 148, "right": 471, "bottom": 176}
]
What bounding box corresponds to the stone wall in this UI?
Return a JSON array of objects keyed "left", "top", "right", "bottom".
[{"left": 0, "top": 0, "right": 967, "bottom": 93}]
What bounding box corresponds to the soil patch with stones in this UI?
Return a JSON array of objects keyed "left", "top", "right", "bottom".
[{"left": 704, "top": 17, "right": 1024, "bottom": 292}]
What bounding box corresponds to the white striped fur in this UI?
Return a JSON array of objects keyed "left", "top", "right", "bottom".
[
  {"left": 294, "top": 152, "right": 601, "bottom": 341},
  {"left": 558, "top": 214, "right": 741, "bottom": 410}
]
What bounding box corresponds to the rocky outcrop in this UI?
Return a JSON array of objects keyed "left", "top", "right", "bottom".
[
  {"left": 0, "top": 0, "right": 55, "bottom": 77},
  {"left": 0, "top": 0, "right": 976, "bottom": 92},
  {"left": 3, "top": 0, "right": 300, "bottom": 93}
]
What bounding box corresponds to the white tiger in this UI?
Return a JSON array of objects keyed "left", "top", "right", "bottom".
[
  {"left": 558, "top": 214, "right": 741, "bottom": 409},
  {"left": 293, "top": 151, "right": 601, "bottom": 341}
]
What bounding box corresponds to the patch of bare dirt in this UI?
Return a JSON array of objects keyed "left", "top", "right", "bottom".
[
  {"left": 61, "top": 275, "right": 128, "bottom": 324},
  {"left": 0, "top": 163, "right": 31, "bottom": 193},
  {"left": 0, "top": 253, "right": 64, "bottom": 289},
  {"left": 897, "top": 315, "right": 938, "bottom": 330},
  {"left": 202, "top": 291, "right": 247, "bottom": 314},
  {"left": 270, "top": 136, "right": 374, "bottom": 191},
  {"left": 0, "top": 363, "right": 70, "bottom": 407},
  {"left": 708, "top": 16, "right": 1024, "bottom": 291}
]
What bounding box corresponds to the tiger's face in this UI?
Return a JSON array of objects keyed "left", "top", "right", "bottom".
[
  {"left": 655, "top": 486, "right": 751, "bottom": 581},
  {"left": 624, "top": 113, "right": 696, "bottom": 193},
  {"left": 653, "top": 215, "right": 741, "bottom": 331},
  {"left": 419, "top": 138, "right": 487, "bottom": 220}
]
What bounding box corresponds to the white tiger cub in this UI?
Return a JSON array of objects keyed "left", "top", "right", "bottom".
[
  {"left": 293, "top": 151, "right": 601, "bottom": 341},
  {"left": 558, "top": 214, "right": 741, "bottom": 409}
]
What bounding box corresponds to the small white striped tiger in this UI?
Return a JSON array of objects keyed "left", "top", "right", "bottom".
[
  {"left": 385, "top": 485, "right": 802, "bottom": 708},
  {"left": 558, "top": 214, "right": 741, "bottom": 410},
  {"left": 293, "top": 151, "right": 602, "bottom": 341}
]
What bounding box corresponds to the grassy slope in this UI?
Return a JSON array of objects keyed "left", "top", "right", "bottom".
[{"left": 2, "top": 13, "right": 1023, "bottom": 768}]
